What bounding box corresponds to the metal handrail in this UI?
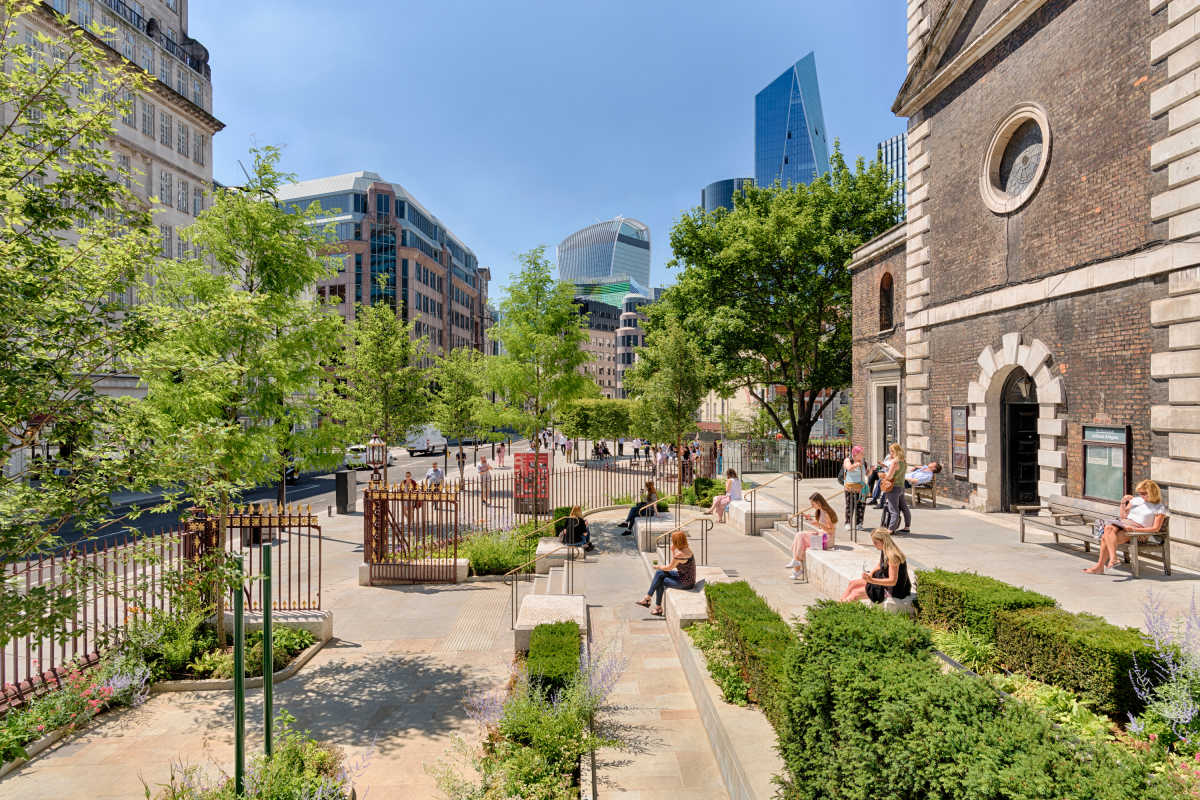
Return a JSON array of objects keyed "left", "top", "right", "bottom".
[
  {"left": 653, "top": 514, "right": 712, "bottom": 565},
  {"left": 744, "top": 472, "right": 792, "bottom": 536}
]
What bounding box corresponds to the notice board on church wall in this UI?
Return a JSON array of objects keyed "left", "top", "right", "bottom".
[{"left": 951, "top": 406, "right": 969, "bottom": 480}]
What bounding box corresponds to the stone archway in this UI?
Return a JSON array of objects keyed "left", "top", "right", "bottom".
[{"left": 965, "top": 332, "right": 1065, "bottom": 512}]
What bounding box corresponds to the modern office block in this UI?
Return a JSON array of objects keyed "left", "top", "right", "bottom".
[
  {"left": 557, "top": 217, "right": 651, "bottom": 288},
  {"left": 278, "top": 171, "right": 491, "bottom": 357},
  {"left": 701, "top": 177, "right": 754, "bottom": 212},
  {"left": 755, "top": 52, "right": 830, "bottom": 189},
  {"left": 877, "top": 132, "right": 907, "bottom": 219}
]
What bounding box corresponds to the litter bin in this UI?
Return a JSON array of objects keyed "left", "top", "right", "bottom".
[{"left": 335, "top": 469, "right": 356, "bottom": 514}]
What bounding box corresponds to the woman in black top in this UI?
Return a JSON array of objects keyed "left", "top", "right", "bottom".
[
  {"left": 635, "top": 530, "right": 696, "bottom": 616},
  {"left": 840, "top": 528, "right": 911, "bottom": 603}
]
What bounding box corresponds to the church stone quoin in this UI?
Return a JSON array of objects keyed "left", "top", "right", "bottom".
[{"left": 848, "top": 0, "right": 1200, "bottom": 567}]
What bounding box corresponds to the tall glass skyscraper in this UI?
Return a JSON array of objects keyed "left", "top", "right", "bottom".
[
  {"left": 877, "top": 132, "right": 907, "bottom": 220},
  {"left": 755, "top": 52, "right": 830, "bottom": 189},
  {"left": 557, "top": 217, "right": 651, "bottom": 288},
  {"left": 701, "top": 178, "right": 754, "bottom": 213}
]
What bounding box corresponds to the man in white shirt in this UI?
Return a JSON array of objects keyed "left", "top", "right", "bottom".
[
  {"left": 425, "top": 462, "right": 444, "bottom": 487},
  {"left": 905, "top": 462, "right": 942, "bottom": 487}
]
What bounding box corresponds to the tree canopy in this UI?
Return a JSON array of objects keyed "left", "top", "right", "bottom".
[{"left": 655, "top": 144, "right": 899, "bottom": 462}]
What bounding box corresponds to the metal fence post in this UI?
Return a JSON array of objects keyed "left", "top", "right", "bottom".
[
  {"left": 233, "top": 554, "right": 245, "bottom": 796},
  {"left": 262, "top": 541, "right": 273, "bottom": 757}
]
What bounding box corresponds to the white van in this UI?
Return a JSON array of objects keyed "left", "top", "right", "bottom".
[
  {"left": 343, "top": 444, "right": 397, "bottom": 470},
  {"left": 404, "top": 425, "right": 448, "bottom": 457}
]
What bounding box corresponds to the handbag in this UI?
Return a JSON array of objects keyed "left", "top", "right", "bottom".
[{"left": 880, "top": 476, "right": 895, "bottom": 493}]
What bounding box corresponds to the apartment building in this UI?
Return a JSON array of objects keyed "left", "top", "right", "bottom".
[
  {"left": 7, "top": 0, "right": 223, "bottom": 401},
  {"left": 277, "top": 171, "right": 491, "bottom": 358}
]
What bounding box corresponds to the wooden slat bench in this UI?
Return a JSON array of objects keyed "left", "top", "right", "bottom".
[
  {"left": 908, "top": 478, "right": 937, "bottom": 508},
  {"left": 1018, "top": 494, "right": 1171, "bottom": 578}
]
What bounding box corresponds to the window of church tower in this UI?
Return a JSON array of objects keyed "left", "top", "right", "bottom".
[{"left": 980, "top": 103, "right": 1051, "bottom": 214}]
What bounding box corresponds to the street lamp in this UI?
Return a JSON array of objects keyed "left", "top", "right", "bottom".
[{"left": 367, "top": 433, "right": 386, "bottom": 484}]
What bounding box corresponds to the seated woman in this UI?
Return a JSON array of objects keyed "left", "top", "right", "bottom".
[
  {"left": 709, "top": 468, "right": 743, "bottom": 524},
  {"left": 787, "top": 492, "right": 837, "bottom": 580},
  {"left": 840, "top": 528, "right": 911, "bottom": 604},
  {"left": 634, "top": 529, "right": 696, "bottom": 616},
  {"left": 618, "top": 481, "right": 658, "bottom": 534},
  {"left": 1084, "top": 479, "right": 1168, "bottom": 574},
  {"left": 561, "top": 505, "right": 594, "bottom": 552}
]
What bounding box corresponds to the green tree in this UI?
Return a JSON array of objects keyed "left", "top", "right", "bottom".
[
  {"left": 659, "top": 144, "right": 899, "bottom": 471},
  {"left": 834, "top": 403, "right": 853, "bottom": 437},
  {"left": 431, "top": 347, "right": 489, "bottom": 481},
  {"left": 333, "top": 292, "right": 429, "bottom": 482},
  {"left": 624, "top": 317, "right": 710, "bottom": 503},
  {"left": 488, "top": 247, "right": 590, "bottom": 517},
  {"left": 0, "top": 2, "right": 168, "bottom": 646},
  {"left": 559, "top": 398, "right": 633, "bottom": 461},
  {"left": 136, "top": 147, "right": 344, "bottom": 642}
]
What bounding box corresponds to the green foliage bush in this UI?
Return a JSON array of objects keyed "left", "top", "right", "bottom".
[
  {"left": 460, "top": 529, "right": 537, "bottom": 575},
  {"left": 147, "top": 712, "right": 351, "bottom": 799},
  {"left": 686, "top": 621, "right": 748, "bottom": 706},
  {"left": 692, "top": 477, "right": 722, "bottom": 508},
  {"left": 775, "top": 601, "right": 1179, "bottom": 800},
  {"left": 186, "top": 625, "right": 315, "bottom": 679},
  {"left": 551, "top": 507, "right": 572, "bottom": 535},
  {"left": 915, "top": 568, "right": 1055, "bottom": 642},
  {"left": 994, "top": 606, "right": 1155, "bottom": 718},
  {"left": 704, "top": 581, "right": 794, "bottom": 727},
  {"left": 930, "top": 627, "right": 995, "bottom": 674},
  {"left": 989, "top": 673, "right": 1114, "bottom": 743},
  {"left": 527, "top": 622, "right": 580, "bottom": 697}
]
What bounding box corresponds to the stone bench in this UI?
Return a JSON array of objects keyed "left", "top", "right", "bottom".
[
  {"left": 217, "top": 609, "right": 333, "bottom": 643},
  {"left": 727, "top": 495, "right": 791, "bottom": 536},
  {"left": 663, "top": 566, "right": 730, "bottom": 629},
  {"left": 535, "top": 537, "right": 581, "bottom": 574},
  {"left": 805, "top": 544, "right": 917, "bottom": 614},
  {"left": 513, "top": 593, "right": 587, "bottom": 652}
]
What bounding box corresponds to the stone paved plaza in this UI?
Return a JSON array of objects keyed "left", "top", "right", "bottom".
[{"left": 4, "top": 478, "right": 1199, "bottom": 799}]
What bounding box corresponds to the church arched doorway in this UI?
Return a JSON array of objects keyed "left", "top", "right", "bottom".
[{"left": 1001, "top": 368, "right": 1039, "bottom": 510}]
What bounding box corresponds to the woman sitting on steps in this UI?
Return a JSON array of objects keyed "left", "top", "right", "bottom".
[
  {"left": 786, "top": 492, "right": 837, "bottom": 581},
  {"left": 635, "top": 529, "right": 696, "bottom": 616}
]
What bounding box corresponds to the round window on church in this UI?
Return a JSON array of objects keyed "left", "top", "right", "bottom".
[{"left": 980, "top": 104, "right": 1051, "bottom": 214}]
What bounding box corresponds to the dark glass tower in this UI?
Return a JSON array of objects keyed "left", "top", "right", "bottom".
[
  {"left": 877, "top": 132, "right": 907, "bottom": 220},
  {"left": 755, "top": 52, "right": 830, "bottom": 189},
  {"left": 701, "top": 177, "right": 754, "bottom": 213}
]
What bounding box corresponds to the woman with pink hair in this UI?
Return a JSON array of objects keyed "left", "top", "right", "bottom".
[{"left": 842, "top": 445, "right": 866, "bottom": 533}]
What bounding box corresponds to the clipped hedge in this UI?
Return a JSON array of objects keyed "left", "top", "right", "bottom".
[
  {"left": 994, "top": 606, "right": 1155, "bottom": 718},
  {"left": 551, "top": 506, "right": 572, "bottom": 535},
  {"left": 776, "top": 602, "right": 1179, "bottom": 800},
  {"left": 704, "top": 581, "right": 794, "bottom": 728},
  {"left": 526, "top": 621, "right": 580, "bottom": 697},
  {"left": 916, "top": 568, "right": 1055, "bottom": 641}
]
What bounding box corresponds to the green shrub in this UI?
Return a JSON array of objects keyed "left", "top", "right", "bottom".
[
  {"left": 930, "top": 627, "right": 995, "bottom": 673},
  {"left": 915, "top": 568, "right": 1055, "bottom": 642},
  {"left": 461, "top": 530, "right": 537, "bottom": 575},
  {"left": 551, "top": 507, "right": 572, "bottom": 535},
  {"left": 527, "top": 621, "right": 580, "bottom": 697},
  {"left": 994, "top": 606, "right": 1155, "bottom": 718},
  {"left": 704, "top": 581, "right": 794, "bottom": 727},
  {"left": 989, "top": 673, "right": 1114, "bottom": 743},
  {"left": 656, "top": 498, "right": 670, "bottom": 511},
  {"left": 611, "top": 494, "right": 633, "bottom": 506},
  {"left": 186, "top": 626, "right": 315, "bottom": 679},
  {"left": 776, "top": 601, "right": 1178, "bottom": 800},
  {"left": 686, "top": 621, "right": 748, "bottom": 706},
  {"left": 692, "top": 477, "right": 722, "bottom": 508}
]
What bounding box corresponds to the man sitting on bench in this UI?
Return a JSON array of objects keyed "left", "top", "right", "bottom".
[
  {"left": 905, "top": 461, "right": 942, "bottom": 488},
  {"left": 1084, "top": 479, "right": 1167, "bottom": 575}
]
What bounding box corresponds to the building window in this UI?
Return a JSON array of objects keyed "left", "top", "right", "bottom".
[
  {"left": 981, "top": 103, "right": 1051, "bottom": 214},
  {"left": 177, "top": 122, "right": 189, "bottom": 156},
  {"left": 116, "top": 153, "right": 131, "bottom": 189},
  {"left": 178, "top": 179, "right": 188, "bottom": 212},
  {"left": 50, "top": 0, "right": 68, "bottom": 14},
  {"left": 176, "top": 237, "right": 186, "bottom": 260},
  {"left": 159, "top": 224, "right": 173, "bottom": 257},
  {"left": 76, "top": 0, "right": 92, "bottom": 28},
  {"left": 176, "top": 67, "right": 185, "bottom": 95},
  {"left": 192, "top": 78, "right": 201, "bottom": 106},
  {"left": 158, "top": 52, "right": 171, "bottom": 83},
  {"left": 879, "top": 272, "right": 894, "bottom": 331},
  {"left": 193, "top": 187, "right": 203, "bottom": 216},
  {"left": 159, "top": 110, "right": 172, "bottom": 146},
  {"left": 159, "top": 169, "right": 172, "bottom": 208},
  {"left": 120, "top": 89, "right": 136, "bottom": 126},
  {"left": 165, "top": 0, "right": 176, "bottom": 9},
  {"left": 192, "top": 132, "right": 206, "bottom": 166},
  {"left": 141, "top": 43, "right": 153, "bottom": 73}
]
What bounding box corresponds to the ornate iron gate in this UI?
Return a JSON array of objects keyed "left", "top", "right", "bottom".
[{"left": 364, "top": 484, "right": 460, "bottom": 584}]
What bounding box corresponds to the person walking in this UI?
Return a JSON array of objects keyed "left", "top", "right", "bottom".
[
  {"left": 497, "top": 441, "right": 506, "bottom": 469},
  {"left": 478, "top": 456, "right": 493, "bottom": 505}
]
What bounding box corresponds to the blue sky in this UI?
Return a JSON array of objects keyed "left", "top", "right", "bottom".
[{"left": 192, "top": 1, "right": 907, "bottom": 294}]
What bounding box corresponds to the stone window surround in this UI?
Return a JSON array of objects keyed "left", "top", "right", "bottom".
[
  {"left": 979, "top": 103, "right": 1052, "bottom": 215},
  {"left": 966, "top": 332, "right": 1065, "bottom": 512}
]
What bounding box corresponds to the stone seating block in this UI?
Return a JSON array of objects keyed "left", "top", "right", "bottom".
[
  {"left": 727, "top": 496, "right": 791, "bottom": 536},
  {"left": 513, "top": 593, "right": 587, "bottom": 652},
  {"left": 663, "top": 566, "right": 730, "bottom": 629},
  {"left": 535, "top": 537, "right": 566, "bottom": 574},
  {"left": 806, "top": 543, "right": 878, "bottom": 599},
  {"left": 357, "top": 558, "right": 469, "bottom": 585},
  {"left": 217, "top": 609, "right": 333, "bottom": 643}
]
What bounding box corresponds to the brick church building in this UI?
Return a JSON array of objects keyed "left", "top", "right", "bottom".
[{"left": 850, "top": 0, "right": 1200, "bottom": 566}]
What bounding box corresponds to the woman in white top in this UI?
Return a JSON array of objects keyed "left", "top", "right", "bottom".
[
  {"left": 1084, "top": 479, "right": 1168, "bottom": 574},
  {"left": 788, "top": 492, "right": 837, "bottom": 580},
  {"left": 709, "top": 468, "right": 743, "bottom": 524},
  {"left": 842, "top": 445, "right": 866, "bottom": 532}
]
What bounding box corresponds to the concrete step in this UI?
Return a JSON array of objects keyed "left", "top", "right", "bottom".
[
  {"left": 533, "top": 573, "right": 549, "bottom": 595},
  {"left": 762, "top": 524, "right": 793, "bottom": 556},
  {"left": 548, "top": 565, "right": 565, "bottom": 595}
]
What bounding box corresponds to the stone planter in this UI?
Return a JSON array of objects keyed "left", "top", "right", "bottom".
[
  {"left": 0, "top": 725, "right": 73, "bottom": 780},
  {"left": 150, "top": 639, "right": 326, "bottom": 694}
]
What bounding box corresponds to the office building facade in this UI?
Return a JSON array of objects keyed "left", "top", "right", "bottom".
[
  {"left": 755, "top": 52, "right": 830, "bottom": 189},
  {"left": 575, "top": 299, "right": 621, "bottom": 398},
  {"left": 9, "top": 0, "right": 223, "bottom": 402},
  {"left": 701, "top": 177, "right": 754, "bottom": 213},
  {"left": 557, "top": 217, "right": 651, "bottom": 288},
  {"left": 278, "top": 171, "right": 490, "bottom": 358},
  {"left": 877, "top": 132, "right": 906, "bottom": 218}
]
